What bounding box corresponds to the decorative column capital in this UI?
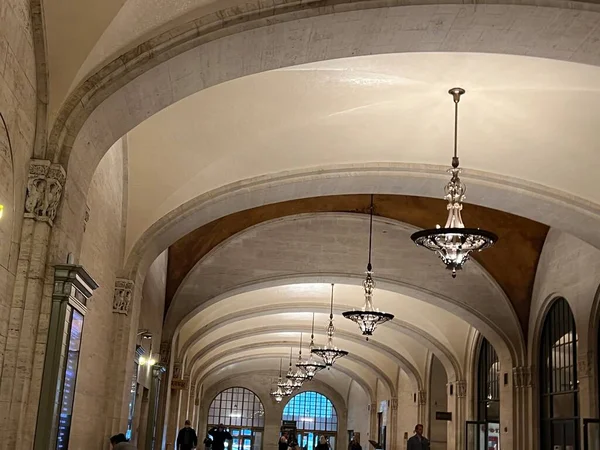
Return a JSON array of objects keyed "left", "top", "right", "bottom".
[
  {"left": 159, "top": 341, "right": 171, "bottom": 365},
  {"left": 25, "top": 159, "right": 66, "bottom": 226},
  {"left": 418, "top": 390, "right": 427, "bottom": 405},
  {"left": 513, "top": 366, "right": 533, "bottom": 388},
  {"left": 390, "top": 397, "right": 398, "bottom": 411},
  {"left": 368, "top": 403, "right": 377, "bottom": 412},
  {"left": 456, "top": 380, "right": 467, "bottom": 398},
  {"left": 578, "top": 352, "right": 594, "bottom": 378},
  {"left": 113, "top": 278, "right": 134, "bottom": 315}
]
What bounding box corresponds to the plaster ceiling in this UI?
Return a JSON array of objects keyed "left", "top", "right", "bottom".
[{"left": 126, "top": 52, "right": 599, "bottom": 256}]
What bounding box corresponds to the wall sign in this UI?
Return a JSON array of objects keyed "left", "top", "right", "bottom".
[{"left": 435, "top": 411, "right": 452, "bottom": 421}]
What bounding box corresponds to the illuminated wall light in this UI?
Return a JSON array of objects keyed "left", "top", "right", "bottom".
[
  {"left": 139, "top": 356, "right": 147, "bottom": 366},
  {"left": 0, "top": 205, "right": 4, "bottom": 219}
]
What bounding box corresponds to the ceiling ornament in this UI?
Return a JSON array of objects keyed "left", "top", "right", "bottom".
[
  {"left": 270, "top": 359, "right": 286, "bottom": 402},
  {"left": 343, "top": 194, "right": 394, "bottom": 339},
  {"left": 311, "top": 284, "right": 348, "bottom": 368},
  {"left": 296, "top": 313, "right": 326, "bottom": 379},
  {"left": 410, "top": 88, "right": 498, "bottom": 277}
]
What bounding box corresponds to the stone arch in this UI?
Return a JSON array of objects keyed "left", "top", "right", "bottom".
[{"left": 168, "top": 213, "right": 521, "bottom": 365}]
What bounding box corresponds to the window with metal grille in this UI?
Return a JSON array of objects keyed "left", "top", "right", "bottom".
[
  {"left": 282, "top": 391, "right": 338, "bottom": 432},
  {"left": 208, "top": 387, "right": 265, "bottom": 428},
  {"left": 477, "top": 338, "right": 500, "bottom": 422},
  {"left": 539, "top": 298, "right": 579, "bottom": 450}
]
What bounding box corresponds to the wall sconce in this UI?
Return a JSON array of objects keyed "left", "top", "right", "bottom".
[{"left": 137, "top": 329, "right": 155, "bottom": 365}]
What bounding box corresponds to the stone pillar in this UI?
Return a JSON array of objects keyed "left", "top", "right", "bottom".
[
  {"left": 0, "top": 160, "right": 65, "bottom": 450},
  {"left": 105, "top": 279, "right": 138, "bottom": 437},
  {"left": 145, "top": 364, "right": 166, "bottom": 450},
  {"left": 33, "top": 262, "right": 98, "bottom": 450},
  {"left": 369, "top": 403, "right": 377, "bottom": 442},
  {"left": 178, "top": 375, "right": 191, "bottom": 427},
  {"left": 512, "top": 366, "right": 533, "bottom": 450},
  {"left": 417, "top": 390, "right": 427, "bottom": 429},
  {"left": 189, "top": 383, "right": 197, "bottom": 425},
  {"left": 389, "top": 398, "right": 398, "bottom": 450},
  {"left": 166, "top": 361, "right": 184, "bottom": 449},
  {"left": 447, "top": 380, "right": 466, "bottom": 450}
]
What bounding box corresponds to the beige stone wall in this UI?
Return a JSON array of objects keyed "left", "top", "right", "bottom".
[
  {"left": 428, "top": 355, "right": 448, "bottom": 450},
  {"left": 396, "top": 370, "right": 418, "bottom": 446},
  {"left": 138, "top": 250, "right": 168, "bottom": 389},
  {"left": 70, "top": 140, "right": 125, "bottom": 449},
  {"left": 346, "top": 381, "right": 369, "bottom": 443}
]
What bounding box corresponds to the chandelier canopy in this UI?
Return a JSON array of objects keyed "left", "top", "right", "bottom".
[
  {"left": 343, "top": 194, "right": 394, "bottom": 339},
  {"left": 296, "top": 313, "right": 326, "bottom": 379},
  {"left": 410, "top": 88, "right": 498, "bottom": 277},
  {"left": 311, "top": 284, "right": 349, "bottom": 368}
]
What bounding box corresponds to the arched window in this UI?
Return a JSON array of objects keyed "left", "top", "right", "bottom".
[
  {"left": 477, "top": 338, "right": 500, "bottom": 423},
  {"left": 539, "top": 298, "right": 579, "bottom": 450},
  {"left": 208, "top": 387, "right": 265, "bottom": 450},
  {"left": 282, "top": 392, "right": 338, "bottom": 450}
]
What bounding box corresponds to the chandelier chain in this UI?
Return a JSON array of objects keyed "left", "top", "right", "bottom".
[{"left": 367, "top": 194, "right": 374, "bottom": 272}]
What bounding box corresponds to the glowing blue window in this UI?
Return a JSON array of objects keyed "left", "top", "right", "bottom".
[{"left": 282, "top": 391, "right": 337, "bottom": 431}]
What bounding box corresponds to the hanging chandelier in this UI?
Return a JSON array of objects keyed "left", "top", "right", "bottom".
[
  {"left": 296, "top": 313, "right": 326, "bottom": 379},
  {"left": 311, "top": 284, "right": 349, "bottom": 368},
  {"left": 288, "top": 333, "right": 308, "bottom": 388},
  {"left": 410, "top": 88, "right": 498, "bottom": 278},
  {"left": 270, "top": 359, "right": 286, "bottom": 402},
  {"left": 282, "top": 348, "right": 297, "bottom": 394},
  {"left": 343, "top": 195, "right": 394, "bottom": 339}
]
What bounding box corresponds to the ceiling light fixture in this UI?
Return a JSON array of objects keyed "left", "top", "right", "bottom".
[
  {"left": 343, "top": 195, "right": 394, "bottom": 339},
  {"left": 296, "top": 313, "right": 326, "bottom": 379},
  {"left": 311, "top": 284, "right": 348, "bottom": 368},
  {"left": 289, "top": 333, "right": 308, "bottom": 388},
  {"left": 271, "top": 359, "right": 286, "bottom": 402},
  {"left": 410, "top": 88, "right": 498, "bottom": 277}
]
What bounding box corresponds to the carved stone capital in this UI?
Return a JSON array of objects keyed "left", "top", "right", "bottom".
[
  {"left": 418, "top": 390, "right": 427, "bottom": 405},
  {"left": 456, "top": 380, "right": 467, "bottom": 398},
  {"left": 159, "top": 341, "right": 171, "bottom": 365},
  {"left": 513, "top": 366, "right": 533, "bottom": 389},
  {"left": 25, "top": 159, "right": 66, "bottom": 225},
  {"left": 113, "top": 278, "right": 134, "bottom": 314},
  {"left": 578, "top": 352, "right": 594, "bottom": 378},
  {"left": 390, "top": 397, "right": 398, "bottom": 411}
]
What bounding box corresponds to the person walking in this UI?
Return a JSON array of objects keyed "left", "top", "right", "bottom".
[
  {"left": 177, "top": 420, "right": 199, "bottom": 450},
  {"left": 109, "top": 433, "right": 137, "bottom": 449},
  {"left": 209, "top": 424, "right": 233, "bottom": 450},
  {"left": 315, "top": 436, "right": 330, "bottom": 450},
  {"left": 407, "top": 424, "right": 430, "bottom": 450}
]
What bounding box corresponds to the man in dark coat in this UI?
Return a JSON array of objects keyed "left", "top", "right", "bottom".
[
  {"left": 407, "top": 424, "right": 430, "bottom": 450},
  {"left": 209, "top": 424, "right": 233, "bottom": 450},
  {"left": 177, "top": 420, "right": 199, "bottom": 450}
]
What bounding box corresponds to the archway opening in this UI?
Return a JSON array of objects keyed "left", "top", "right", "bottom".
[
  {"left": 208, "top": 387, "right": 265, "bottom": 450},
  {"left": 539, "top": 298, "right": 579, "bottom": 450},
  {"left": 282, "top": 391, "right": 338, "bottom": 450}
]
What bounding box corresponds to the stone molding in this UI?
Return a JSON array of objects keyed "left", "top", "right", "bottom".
[
  {"left": 390, "top": 397, "right": 398, "bottom": 411},
  {"left": 83, "top": 204, "right": 90, "bottom": 232},
  {"left": 456, "top": 380, "right": 467, "bottom": 398},
  {"left": 25, "top": 159, "right": 66, "bottom": 226},
  {"left": 159, "top": 341, "right": 171, "bottom": 365},
  {"left": 113, "top": 278, "right": 134, "bottom": 314},
  {"left": 578, "top": 352, "right": 594, "bottom": 378},
  {"left": 513, "top": 366, "right": 533, "bottom": 388}
]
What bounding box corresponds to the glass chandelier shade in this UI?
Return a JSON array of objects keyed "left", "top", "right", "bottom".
[
  {"left": 270, "top": 359, "right": 286, "bottom": 402},
  {"left": 343, "top": 195, "right": 394, "bottom": 339},
  {"left": 410, "top": 88, "right": 498, "bottom": 277},
  {"left": 296, "top": 313, "right": 326, "bottom": 379},
  {"left": 311, "top": 284, "right": 349, "bottom": 368}
]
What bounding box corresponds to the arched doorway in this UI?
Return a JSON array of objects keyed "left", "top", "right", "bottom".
[
  {"left": 282, "top": 391, "right": 338, "bottom": 450},
  {"left": 539, "top": 298, "right": 579, "bottom": 450},
  {"left": 208, "top": 387, "right": 265, "bottom": 450}
]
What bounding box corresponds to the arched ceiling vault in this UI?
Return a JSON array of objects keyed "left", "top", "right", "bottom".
[
  {"left": 186, "top": 331, "right": 421, "bottom": 389},
  {"left": 178, "top": 307, "right": 462, "bottom": 381},
  {"left": 167, "top": 213, "right": 526, "bottom": 363},
  {"left": 167, "top": 196, "right": 546, "bottom": 336},
  {"left": 194, "top": 351, "right": 396, "bottom": 398}
]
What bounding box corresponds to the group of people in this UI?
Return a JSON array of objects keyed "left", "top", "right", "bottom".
[{"left": 110, "top": 421, "right": 429, "bottom": 450}]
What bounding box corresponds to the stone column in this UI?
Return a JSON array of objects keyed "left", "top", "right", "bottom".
[
  {"left": 417, "top": 390, "right": 427, "bottom": 429},
  {"left": 0, "top": 160, "right": 65, "bottom": 450},
  {"left": 178, "top": 375, "right": 191, "bottom": 427},
  {"left": 389, "top": 398, "right": 398, "bottom": 450},
  {"left": 447, "top": 380, "right": 466, "bottom": 450},
  {"left": 369, "top": 403, "right": 377, "bottom": 442},
  {"left": 104, "top": 279, "right": 138, "bottom": 437},
  {"left": 145, "top": 364, "right": 166, "bottom": 450},
  {"left": 512, "top": 366, "right": 533, "bottom": 450},
  {"left": 189, "top": 383, "right": 197, "bottom": 425},
  {"left": 33, "top": 262, "right": 98, "bottom": 450}
]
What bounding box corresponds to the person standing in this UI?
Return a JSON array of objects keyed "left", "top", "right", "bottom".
[
  {"left": 407, "top": 424, "right": 430, "bottom": 450},
  {"left": 315, "top": 436, "right": 330, "bottom": 450},
  {"left": 279, "top": 432, "right": 289, "bottom": 450},
  {"left": 177, "top": 420, "right": 199, "bottom": 450},
  {"left": 348, "top": 435, "right": 361, "bottom": 450},
  {"left": 209, "top": 424, "right": 233, "bottom": 450},
  {"left": 204, "top": 435, "right": 213, "bottom": 450}
]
